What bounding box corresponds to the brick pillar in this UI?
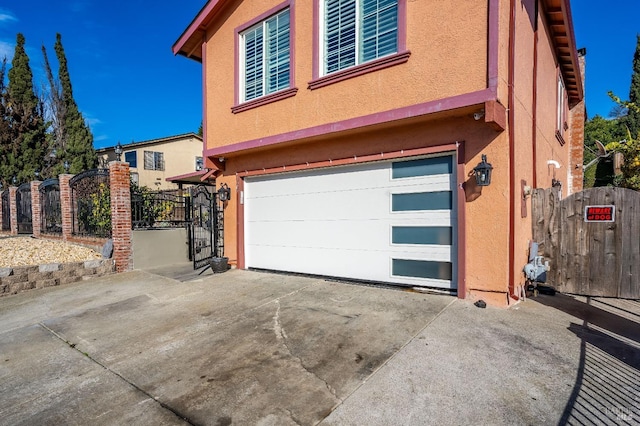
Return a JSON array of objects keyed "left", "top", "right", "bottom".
[
  {"left": 30, "top": 181, "right": 42, "bottom": 237},
  {"left": 109, "top": 161, "right": 132, "bottom": 272},
  {"left": 569, "top": 51, "right": 586, "bottom": 194},
  {"left": 0, "top": 189, "right": 4, "bottom": 232},
  {"left": 9, "top": 186, "right": 17, "bottom": 235},
  {"left": 59, "top": 174, "right": 74, "bottom": 241}
]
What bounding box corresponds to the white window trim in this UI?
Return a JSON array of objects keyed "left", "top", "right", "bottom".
[
  {"left": 239, "top": 8, "right": 290, "bottom": 104},
  {"left": 319, "top": 0, "right": 398, "bottom": 77},
  {"left": 557, "top": 75, "right": 566, "bottom": 132}
]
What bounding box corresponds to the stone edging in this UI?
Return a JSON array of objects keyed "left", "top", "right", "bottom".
[{"left": 0, "top": 259, "right": 115, "bottom": 297}]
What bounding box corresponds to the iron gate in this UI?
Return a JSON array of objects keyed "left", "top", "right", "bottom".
[
  {"left": 70, "top": 169, "right": 111, "bottom": 237},
  {"left": 40, "top": 179, "right": 62, "bottom": 235},
  {"left": 16, "top": 183, "right": 32, "bottom": 234},
  {"left": 1, "top": 189, "right": 9, "bottom": 231},
  {"left": 190, "top": 185, "right": 223, "bottom": 270}
]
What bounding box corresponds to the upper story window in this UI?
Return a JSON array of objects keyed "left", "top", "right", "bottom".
[
  {"left": 124, "top": 151, "right": 137, "bottom": 168},
  {"left": 144, "top": 151, "right": 165, "bottom": 171},
  {"left": 556, "top": 74, "right": 568, "bottom": 145},
  {"left": 321, "top": 0, "right": 398, "bottom": 76},
  {"left": 240, "top": 8, "right": 291, "bottom": 103}
]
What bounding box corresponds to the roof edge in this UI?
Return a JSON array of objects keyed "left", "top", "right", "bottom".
[{"left": 173, "top": 0, "right": 230, "bottom": 59}]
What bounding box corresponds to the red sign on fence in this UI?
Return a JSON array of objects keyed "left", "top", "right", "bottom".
[{"left": 584, "top": 205, "right": 615, "bottom": 222}]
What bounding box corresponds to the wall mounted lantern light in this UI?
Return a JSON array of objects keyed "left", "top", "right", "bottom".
[
  {"left": 473, "top": 154, "right": 493, "bottom": 186},
  {"left": 218, "top": 183, "right": 231, "bottom": 202},
  {"left": 114, "top": 141, "right": 123, "bottom": 161},
  {"left": 64, "top": 160, "right": 70, "bottom": 172},
  {"left": 12, "top": 176, "right": 17, "bottom": 185}
]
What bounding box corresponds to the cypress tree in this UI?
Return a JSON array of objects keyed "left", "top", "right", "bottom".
[
  {"left": 0, "top": 58, "right": 10, "bottom": 188},
  {"left": 625, "top": 34, "right": 640, "bottom": 137},
  {"left": 5, "top": 33, "right": 47, "bottom": 184},
  {"left": 54, "top": 33, "right": 96, "bottom": 174},
  {"left": 41, "top": 44, "right": 65, "bottom": 178}
]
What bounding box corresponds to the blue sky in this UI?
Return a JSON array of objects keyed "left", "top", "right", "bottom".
[
  {"left": 0, "top": 1, "right": 638, "bottom": 150},
  {"left": 0, "top": 1, "right": 203, "bottom": 149},
  {"left": 572, "top": 0, "right": 640, "bottom": 118}
]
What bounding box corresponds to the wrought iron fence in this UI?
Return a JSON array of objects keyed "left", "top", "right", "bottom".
[
  {"left": 70, "top": 169, "right": 111, "bottom": 238},
  {"left": 16, "top": 183, "right": 32, "bottom": 234},
  {"left": 1, "top": 190, "right": 9, "bottom": 231},
  {"left": 131, "top": 189, "right": 190, "bottom": 229},
  {"left": 40, "top": 178, "right": 62, "bottom": 235}
]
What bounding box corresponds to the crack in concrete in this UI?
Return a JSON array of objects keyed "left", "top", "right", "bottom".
[
  {"left": 284, "top": 408, "right": 303, "bottom": 425},
  {"left": 38, "top": 322, "right": 199, "bottom": 426},
  {"left": 271, "top": 301, "right": 340, "bottom": 402}
]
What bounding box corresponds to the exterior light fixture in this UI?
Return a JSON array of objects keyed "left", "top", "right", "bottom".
[
  {"left": 218, "top": 183, "right": 231, "bottom": 202},
  {"left": 12, "top": 176, "right": 17, "bottom": 185},
  {"left": 64, "top": 160, "right": 70, "bottom": 172},
  {"left": 35, "top": 169, "right": 40, "bottom": 178},
  {"left": 473, "top": 154, "right": 493, "bottom": 187},
  {"left": 114, "top": 141, "right": 123, "bottom": 161}
]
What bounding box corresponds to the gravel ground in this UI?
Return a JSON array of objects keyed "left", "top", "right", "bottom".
[{"left": 0, "top": 236, "right": 102, "bottom": 267}]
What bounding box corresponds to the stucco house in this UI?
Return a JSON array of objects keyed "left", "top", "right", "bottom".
[
  {"left": 97, "top": 133, "right": 204, "bottom": 190},
  {"left": 173, "top": 0, "right": 585, "bottom": 306}
]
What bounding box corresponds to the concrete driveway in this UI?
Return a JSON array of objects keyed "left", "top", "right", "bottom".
[{"left": 0, "top": 268, "right": 638, "bottom": 425}]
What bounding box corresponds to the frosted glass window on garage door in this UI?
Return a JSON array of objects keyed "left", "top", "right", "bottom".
[
  {"left": 391, "top": 191, "right": 452, "bottom": 211},
  {"left": 392, "top": 259, "right": 452, "bottom": 280},
  {"left": 392, "top": 226, "right": 452, "bottom": 245},
  {"left": 392, "top": 156, "right": 452, "bottom": 179}
]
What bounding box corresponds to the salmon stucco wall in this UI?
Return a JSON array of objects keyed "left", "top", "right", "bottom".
[
  {"left": 203, "top": 0, "right": 489, "bottom": 149},
  {"left": 217, "top": 115, "right": 513, "bottom": 301},
  {"left": 508, "top": 0, "right": 537, "bottom": 296}
]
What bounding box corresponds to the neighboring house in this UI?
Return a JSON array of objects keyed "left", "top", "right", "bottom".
[
  {"left": 173, "top": 0, "right": 585, "bottom": 306},
  {"left": 97, "top": 133, "right": 204, "bottom": 190}
]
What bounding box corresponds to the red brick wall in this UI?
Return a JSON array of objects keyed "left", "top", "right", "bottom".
[
  {"left": 109, "top": 162, "right": 133, "bottom": 272},
  {"left": 30, "top": 181, "right": 42, "bottom": 237},
  {"left": 569, "top": 53, "right": 587, "bottom": 194}
]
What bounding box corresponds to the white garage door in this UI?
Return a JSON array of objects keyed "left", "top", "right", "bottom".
[{"left": 244, "top": 155, "right": 457, "bottom": 290}]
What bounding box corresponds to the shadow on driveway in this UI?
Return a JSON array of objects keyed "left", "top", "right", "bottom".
[{"left": 535, "top": 295, "right": 640, "bottom": 424}]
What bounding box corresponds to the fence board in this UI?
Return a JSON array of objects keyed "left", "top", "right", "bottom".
[{"left": 533, "top": 187, "right": 640, "bottom": 299}]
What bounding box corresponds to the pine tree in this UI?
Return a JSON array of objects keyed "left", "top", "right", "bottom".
[
  {"left": 54, "top": 33, "right": 96, "bottom": 174},
  {"left": 624, "top": 34, "right": 640, "bottom": 137},
  {"left": 5, "top": 33, "right": 47, "bottom": 184}
]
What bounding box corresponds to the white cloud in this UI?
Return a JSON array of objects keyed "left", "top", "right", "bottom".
[
  {"left": 85, "top": 116, "right": 103, "bottom": 127},
  {"left": 0, "top": 40, "right": 13, "bottom": 62},
  {"left": 0, "top": 9, "right": 18, "bottom": 22},
  {"left": 0, "top": 9, "right": 17, "bottom": 24}
]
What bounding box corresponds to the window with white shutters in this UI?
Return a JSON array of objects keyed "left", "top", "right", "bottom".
[
  {"left": 240, "top": 8, "right": 290, "bottom": 103},
  {"left": 322, "top": 0, "right": 398, "bottom": 75},
  {"left": 143, "top": 151, "right": 165, "bottom": 171}
]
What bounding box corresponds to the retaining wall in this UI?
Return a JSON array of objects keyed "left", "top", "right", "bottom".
[{"left": 0, "top": 259, "right": 115, "bottom": 297}]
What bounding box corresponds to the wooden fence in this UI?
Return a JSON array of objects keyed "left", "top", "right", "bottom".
[{"left": 532, "top": 187, "right": 640, "bottom": 299}]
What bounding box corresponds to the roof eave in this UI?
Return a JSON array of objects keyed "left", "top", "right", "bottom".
[
  {"left": 172, "top": 0, "right": 231, "bottom": 61},
  {"left": 543, "top": 0, "right": 584, "bottom": 106}
]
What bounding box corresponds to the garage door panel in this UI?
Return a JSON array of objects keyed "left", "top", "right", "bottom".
[
  {"left": 244, "top": 156, "right": 457, "bottom": 290},
  {"left": 246, "top": 162, "right": 391, "bottom": 197},
  {"left": 246, "top": 245, "right": 451, "bottom": 285},
  {"left": 247, "top": 220, "right": 453, "bottom": 259}
]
